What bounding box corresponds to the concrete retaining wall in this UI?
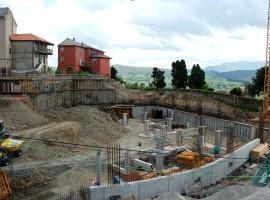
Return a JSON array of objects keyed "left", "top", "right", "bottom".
[
  {"left": 133, "top": 106, "right": 256, "bottom": 141},
  {"left": 30, "top": 89, "right": 116, "bottom": 110},
  {"left": 89, "top": 139, "right": 260, "bottom": 200}
]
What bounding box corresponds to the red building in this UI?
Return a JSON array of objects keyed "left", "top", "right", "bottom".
[{"left": 58, "top": 38, "right": 111, "bottom": 77}]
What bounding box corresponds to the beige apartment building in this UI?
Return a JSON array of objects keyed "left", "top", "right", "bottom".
[
  {"left": 0, "top": 7, "right": 17, "bottom": 76},
  {"left": 0, "top": 7, "right": 53, "bottom": 76}
]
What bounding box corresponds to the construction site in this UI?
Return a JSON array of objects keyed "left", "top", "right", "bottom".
[
  {"left": 2, "top": 1, "right": 270, "bottom": 200},
  {"left": 0, "top": 73, "right": 268, "bottom": 200}
]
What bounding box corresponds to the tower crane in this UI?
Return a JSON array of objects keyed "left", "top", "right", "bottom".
[{"left": 259, "top": 0, "right": 270, "bottom": 144}]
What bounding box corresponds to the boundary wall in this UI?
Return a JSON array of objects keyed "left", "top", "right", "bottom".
[{"left": 89, "top": 139, "right": 260, "bottom": 200}]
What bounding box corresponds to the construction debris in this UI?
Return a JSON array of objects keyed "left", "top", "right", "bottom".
[{"left": 250, "top": 143, "right": 269, "bottom": 162}]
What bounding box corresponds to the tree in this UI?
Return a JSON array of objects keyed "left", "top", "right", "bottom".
[
  {"left": 188, "top": 64, "right": 206, "bottom": 89},
  {"left": 111, "top": 66, "right": 118, "bottom": 79},
  {"left": 230, "top": 87, "right": 243, "bottom": 96},
  {"left": 171, "top": 60, "right": 188, "bottom": 89},
  {"left": 248, "top": 67, "right": 265, "bottom": 96},
  {"left": 202, "top": 84, "right": 214, "bottom": 92},
  {"left": 151, "top": 67, "right": 166, "bottom": 89}
]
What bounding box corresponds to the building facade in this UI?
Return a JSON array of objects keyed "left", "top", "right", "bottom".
[
  {"left": 0, "top": 7, "right": 17, "bottom": 76},
  {"left": 0, "top": 7, "right": 53, "bottom": 76},
  {"left": 58, "top": 38, "right": 111, "bottom": 77},
  {"left": 10, "top": 34, "right": 53, "bottom": 74}
]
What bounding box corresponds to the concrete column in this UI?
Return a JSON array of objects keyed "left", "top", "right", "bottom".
[
  {"left": 144, "top": 120, "right": 151, "bottom": 135},
  {"left": 161, "top": 125, "right": 168, "bottom": 149},
  {"left": 250, "top": 126, "right": 256, "bottom": 140},
  {"left": 176, "top": 129, "right": 183, "bottom": 146},
  {"left": 197, "top": 135, "right": 204, "bottom": 154},
  {"left": 166, "top": 118, "right": 173, "bottom": 132},
  {"left": 143, "top": 112, "right": 148, "bottom": 120},
  {"left": 95, "top": 150, "right": 102, "bottom": 186},
  {"left": 123, "top": 113, "right": 128, "bottom": 126},
  {"left": 156, "top": 153, "right": 164, "bottom": 171},
  {"left": 215, "top": 130, "right": 223, "bottom": 147},
  {"left": 198, "top": 126, "right": 206, "bottom": 136},
  {"left": 187, "top": 122, "right": 190, "bottom": 128}
]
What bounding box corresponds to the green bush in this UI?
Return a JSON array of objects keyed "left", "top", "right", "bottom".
[{"left": 229, "top": 87, "right": 242, "bottom": 96}]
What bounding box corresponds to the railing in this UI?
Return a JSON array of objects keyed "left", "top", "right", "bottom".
[{"left": 34, "top": 46, "right": 53, "bottom": 55}]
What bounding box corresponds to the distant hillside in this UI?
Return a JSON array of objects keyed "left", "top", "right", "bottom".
[
  {"left": 113, "top": 64, "right": 247, "bottom": 91},
  {"left": 206, "top": 61, "right": 264, "bottom": 72},
  {"left": 206, "top": 70, "right": 256, "bottom": 82}
]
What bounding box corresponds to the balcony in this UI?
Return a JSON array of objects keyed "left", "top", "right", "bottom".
[{"left": 34, "top": 45, "right": 53, "bottom": 55}]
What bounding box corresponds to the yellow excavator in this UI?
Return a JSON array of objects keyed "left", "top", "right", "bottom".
[{"left": 0, "top": 120, "right": 24, "bottom": 167}]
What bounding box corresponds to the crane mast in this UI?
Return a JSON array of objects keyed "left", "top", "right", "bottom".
[{"left": 263, "top": 0, "right": 270, "bottom": 115}]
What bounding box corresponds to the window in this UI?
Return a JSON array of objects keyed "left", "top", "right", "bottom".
[
  {"left": 60, "top": 47, "right": 64, "bottom": 52},
  {"left": 228, "top": 162, "right": 233, "bottom": 168},
  {"left": 9, "top": 48, "right": 11, "bottom": 54},
  {"left": 60, "top": 57, "right": 64, "bottom": 62}
]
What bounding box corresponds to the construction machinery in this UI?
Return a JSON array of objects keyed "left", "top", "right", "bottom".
[
  {"left": 0, "top": 121, "right": 24, "bottom": 166},
  {"left": 252, "top": 0, "right": 270, "bottom": 186},
  {"left": 0, "top": 148, "right": 9, "bottom": 167}
]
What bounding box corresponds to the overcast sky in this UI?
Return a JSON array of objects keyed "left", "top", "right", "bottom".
[{"left": 1, "top": 0, "right": 268, "bottom": 68}]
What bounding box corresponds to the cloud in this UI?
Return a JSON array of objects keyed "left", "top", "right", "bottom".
[{"left": 0, "top": 0, "right": 268, "bottom": 68}]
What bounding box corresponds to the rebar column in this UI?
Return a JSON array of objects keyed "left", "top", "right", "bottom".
[
  {"left": 123, "top": 113, "right": 128, "bottom": 126},
  {"left": 166, "top": 118, "right": 173, "bottom": 132}
]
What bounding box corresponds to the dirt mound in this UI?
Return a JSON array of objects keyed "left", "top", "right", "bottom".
[
  {"left": 13, "top": 168, "right": 56, "bottom": 195},
  {"left": 0, "top": 98, "right": 48, "bottom": 130},
  {"left": 41, "top": 122, "right": 81, "bottom": 144},
  {"left": 42, "top": 106, "right": 127, "bottom": 145}
]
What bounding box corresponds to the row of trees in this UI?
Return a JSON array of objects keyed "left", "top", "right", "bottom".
[{"left": 151, "top": 59, "right": 207, "bottom": 90}]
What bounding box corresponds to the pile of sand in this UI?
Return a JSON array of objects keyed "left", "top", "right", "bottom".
[
  {"left": 41, "top": 121, "right": 81, "bottom": 144},
  {"left": 0, "top": 98, "right": 48, "bottom": 130}
]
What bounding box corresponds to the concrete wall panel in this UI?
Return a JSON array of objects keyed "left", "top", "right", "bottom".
[{"left": 90, "top": 139, "right": 260, "bottom": 200}]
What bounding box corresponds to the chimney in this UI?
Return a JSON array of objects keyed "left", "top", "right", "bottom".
[{"left": 73, "top": 37, "right": 75, "bottom": 41}]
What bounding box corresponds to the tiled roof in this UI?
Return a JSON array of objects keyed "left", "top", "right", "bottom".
[
  {"left": 10, "top": 33, "right": 54, "bottom": 45},
  {"left": 58, "top": 38, "right": 104, "bottom": 52}
]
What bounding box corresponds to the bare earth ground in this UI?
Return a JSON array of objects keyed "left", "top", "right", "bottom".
[{"left": 0, "top": 96, "right": 251, "bottom": 199}]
